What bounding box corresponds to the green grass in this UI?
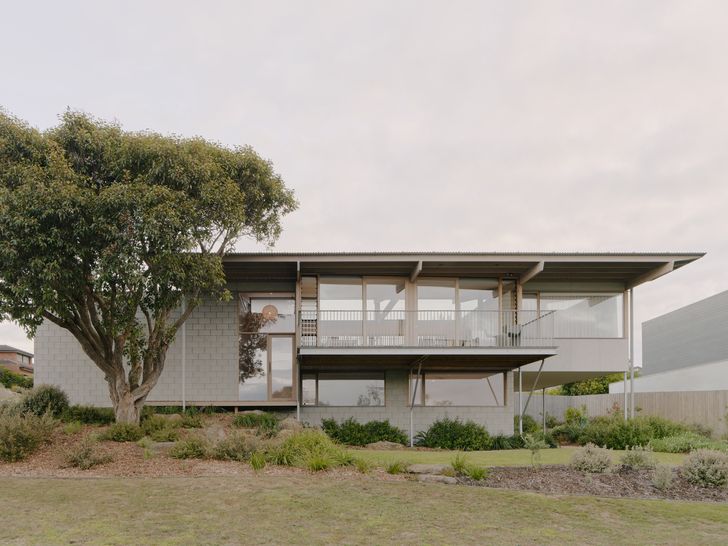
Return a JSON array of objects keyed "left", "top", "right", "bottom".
[
  {"left": 349, "top": 447, "right": 687, "bottom": 468},
  {"left": 0, "top": 475, "right": 726, "bottom": 545}
]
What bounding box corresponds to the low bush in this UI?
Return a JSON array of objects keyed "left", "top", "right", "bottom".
[
  {"left": 451, "top": 453, "right": 487, "bottom": 481},
  {"left": 269, "top": 429, "right": 352, "bottom": 471},
  {"left": 353, "top": 457, "right": 375, "bottom": 474},
  {"left": 649, "top": 433, "right": 728, "bottom": 454},
  {"left": 170, "top": 436, "right": 210, "bottom": 459},
  {"left": 141, "top": 414, "right": 181, "bottom": 441},
  {"left": 100, "top": 422, "right": 144, "bottom": 442},
  {"left": 0, "top": 369, "right": 33, "bottom": 390},
  {"left": 489, "top": 434, "right": 517, "bottom": 450},
  {"left": 62, "top": 405, "right": 115, "bottom": 425},
  {"left": 570, "top": 443, "right": 612, "bottom": 473},
  {"left": 681, "top": 450, "right": 728, "bottom": 488},
  {"left": 0, "top": 412, "right": 56, "bottom": 462},
  {"left": 524, "top": 433, "right": 549, "bottom": 467},
  {"left": 652, "top": 465, "right": 674, "bottom": 491},
  {"left": 179, "top": 413, "right": 203, "bottom": 428},
  {"left": 385, "top": 460, "right": 408, "bottom": 475},
  {"left": 212, "top": 433, "right": 260, "bottom": 462},
  {"left": 321, "top": 418, "right": 407, "bottom": 446},
  {"left": 0, "top": 400, "right": 22, "bottom": 418},
  {"left": 619, "top": 446, "right": 657, "bottom": 469},
  {"left": 137, "top": 437, "right": 155, "bottom": 459},
  {"left": 464, "top": 465, "right": 488, "bottom": 481},
  {"left": 19, "top": 385, "right": 69, "bottom": 417},
  {"left": 232, "top": 412, "right": 280, "bottom": 436},
  {"left": 514, "top": 414, "right": 539, "bottom": 434},
  {"left": 63, "top": 421, "right": 83, "bottom": 435},
  {"left": 250, "top": 451, "right": 266, "bottom": 471},
  {"left": 414, "top": 418, "right": 491, "bottom": 451},
  {"left": 65, "top": 437, "right": 112, "bottom": 470}
]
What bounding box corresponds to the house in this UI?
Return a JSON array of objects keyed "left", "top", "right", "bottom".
[
  {"left": 0, "top": 345, "right": 34, "bottom": 377},
  {"left": 34, "top": 251, "right": 703, "bottom": 437},
  {"left": 610, "top": 289, "right": 728, "bottom": 393}
]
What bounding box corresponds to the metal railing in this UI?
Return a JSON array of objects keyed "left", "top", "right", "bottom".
[{"left": 299, "top": 309, "right": 555, "bottom": 348}]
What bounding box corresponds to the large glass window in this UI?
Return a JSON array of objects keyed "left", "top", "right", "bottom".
[
  {"left": 411, "top": 372, "right": 505, "bottom": 406},
  {"left": 303, "top": 373, "right": 385, "bottom": 406},
  {"left": 417, "top": 280, "right": 456, "bottom": 346},
  {"left": 540, "top": 294, "right": 623, "bottom": 338},
  {"left": 319, "top": 278, "right": 363, "bottom": 311},
  {"left": 365, "top": 280, "right": 406, "bottom": 346},
  {"left": 319, "top": 278, "right": 363, "bottom": 345},
  {"left": 239, "top": 295, "right": 295, "bottom": 401}
]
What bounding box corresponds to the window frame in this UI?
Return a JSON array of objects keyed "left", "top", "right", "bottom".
[
  {"left": 300, "top": 372, "right": 386, "bottom": 407},
  {"left": 410, "top": 371, "right": 507, "bottom": 407}
]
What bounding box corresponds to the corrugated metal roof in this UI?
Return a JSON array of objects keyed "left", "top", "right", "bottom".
[{"left": 225, "top": 251, "right": 705, "bottom": 257}]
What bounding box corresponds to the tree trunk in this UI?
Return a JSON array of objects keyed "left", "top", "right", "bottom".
[{"left": 114, "top": 392, "right": 143, "bottom": 424}]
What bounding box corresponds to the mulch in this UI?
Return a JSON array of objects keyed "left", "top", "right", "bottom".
[{"left": 474, "top": 465, "right": 728, "bottom": 503}]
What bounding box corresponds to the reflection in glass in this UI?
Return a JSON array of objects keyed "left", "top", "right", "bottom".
[
  {"left": 411, "top": 373, "right": 505, "bottom": 406},
  {"left": 270, "top": 336, "right": 293, "bottom": 399},
  {"left": 417, "top": 280, "right": 456, "bottom": 345},
  {"left": 301, "top": 374, "right": 317, "bottom": 406},
  {"left": 238, "top": 337, "right": 267, "bottom": 401},
  {"left": 316, "top": 373, "right": 385, "bottom": 406},
  {"left": 319, "top": 278, "right": 364, "bottom": 345},
  {"left": 366, "top": 281, "right": 406, "bottom": 346},
  {"left": 540, "top": 294, "right": 623, "bottom": 338}
]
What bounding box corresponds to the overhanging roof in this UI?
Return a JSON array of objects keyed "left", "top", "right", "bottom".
[{"left": 223, "top": 251, "right": 704, "bottom": 289}]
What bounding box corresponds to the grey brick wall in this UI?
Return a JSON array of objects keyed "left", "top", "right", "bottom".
[
  {"left": 300, "top": 370, "right": 515, "bottom": 436},
  {"left": 34, "top": 297, "right": 238, "bottom": 406}
]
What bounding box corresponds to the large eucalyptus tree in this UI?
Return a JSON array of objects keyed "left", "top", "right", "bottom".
[{"left": 0, "top": 110, "right": 297, "bottom": 422}]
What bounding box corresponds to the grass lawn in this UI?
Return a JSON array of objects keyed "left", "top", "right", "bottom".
[
  {"left": 349, "top": 446, "right": 687, "bottom": 467},
  {"left": 1, "top": 475, "right": 726, "bottom": 545}
]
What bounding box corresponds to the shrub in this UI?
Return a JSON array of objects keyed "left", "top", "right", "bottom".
[
  {"left": 414, "top": 418, "right": 491, "bottom": 451},
  {"left": 570, "top": 443, "right": 612, "bottom": 473},
  {"left": 321, "top": 418, "right": 408, "bottom": 446},
  {"left": 0, "top": 412, "right": 56, "bottom": 461},
  {"left": 233, "top": 412, "right": 280, "bottom": 436},
  {"left": 649, "top": 433, "right": 728, "bottom": 454},
  {"left": 169, "top": 436, "right": 210, "bottom": 459},
  {"left": 0, "top": 369, "right": 33, "bottom": 390},
  {"left": 464, "top": 465, "right": 488, "bottom": 481},
  {"left": 250, "top": 451, "right": 266, "bottom": 471},
  {"left": 353, "top": 457, "right": 375, "bottom": 473},
  {"left": 0, "top": 400, "right": 22, "bottom": 418},
  {"left": 652, "top": 465, "right": 674, "bottom": 491},
  {"left": 62, "top": 405, "right": 115, "bottom": 425},
  {"left": 137, "top": 437, "right": 154, "bottom": 459},
  {"left": 490, "top": 434, "right": 516, "bottom": 450},
  {"left": 19, "top": 385, "right": 69, "bottom": 417},
  {"left": 386, "top": 460, "right": 408, "bottom": 475},
  {"left": 64, "top": 421, "right": 83, "bottom": 435},
  {"left": 212, "top": 433, "right": 260, "bottom": 462},
  {"left": 269, "top": 429, "right": 352, "bottom": 470},
  {"left": 578, "top": 415, "right": 695, "bottom": 450},
  {"left": 620, "top": 446, "right": 656, "bottom": 469},
  {"left": 180, "top": 413, "right": 203, "bottom": 428},
  {"left": 524, "top": 433, "right": 548, "bottom": 468},
  {"left": 141, "top": 414, "right": 180, "bottom": 441},
  {"left": 681, "top": 450, "right": 728, "bottom": 488},
  {"left": 565, "top": 406, "right": 589, "bottom": 427},
  {"left": 100, "top": 422, "right": 144, "bottom": 442},
  {"left": 451, "top": 453, "right": 468, "bottom": 474},
  {"left": 65, "top": 437, "right": 112, "bottom": 470},
  {"left": 514, "top": 414, "right": 539, "bottom": 434}
]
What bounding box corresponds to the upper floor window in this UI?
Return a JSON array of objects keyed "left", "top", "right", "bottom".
[{"left": 540, "top": 294, "right": 623, "bottom": 338}]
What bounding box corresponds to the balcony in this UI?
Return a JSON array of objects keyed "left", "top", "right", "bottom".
[{"left": 299, "top": 310, "right": 555, "bottom": 349}]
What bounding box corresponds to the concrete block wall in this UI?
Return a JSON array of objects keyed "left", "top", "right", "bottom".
[
  {"left": 34, "top": 297, "right": 239, "bottom": 406},
  {"left": 300, "top": 370, "right": 515, "bottom": 436}
]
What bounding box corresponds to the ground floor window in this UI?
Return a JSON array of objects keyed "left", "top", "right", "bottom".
[
  {"left": 301, "top": 373, "right": 385, "bottom": 407},
  {"left": 410, "top": 372, "right": 505, "bottom": 406}
]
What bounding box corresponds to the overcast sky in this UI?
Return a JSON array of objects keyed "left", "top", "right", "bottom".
[{"left": 2, "top": 1, "right": 727, "bottom": 365}]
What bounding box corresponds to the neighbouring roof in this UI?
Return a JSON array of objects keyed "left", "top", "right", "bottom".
[
  {"left": 221, "top": 251, "right": 705, "bottom": 288},
  {"left": 0, "top": 345, "right": 33, "bottom": 358}
]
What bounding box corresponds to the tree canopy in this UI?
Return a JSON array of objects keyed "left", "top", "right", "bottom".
[{"left": 0, "top": 110, "right": 297, "bottom": 421}]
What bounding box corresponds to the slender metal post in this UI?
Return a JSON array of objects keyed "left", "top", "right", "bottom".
[
  {"left": 518, "top": 369, "right": 523, "bottom": 435},
  {"left": 623, "top": 370, "right": 628, "bottom": 420},
  {"left": 296, "top": 357, "right": 301, "bottom": 421},
  {"left": 629, "top": 288, "right": 635, "bottom": 418},
  {"left": 522, "top": 359, "right": 545, "bottom": 417},
  {"left": 409, "top": 359, "right": 424, "bottom": 447},
  {"left": 542, "top": 387, "right": 546, "bottom": 433},
  {"left": 181, "top": 297, "right": 186, "bottom": 412}
]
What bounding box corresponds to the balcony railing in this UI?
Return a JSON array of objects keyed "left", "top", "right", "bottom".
[{"left": 299, "top": 310, "right": 555, "bottom": 349}]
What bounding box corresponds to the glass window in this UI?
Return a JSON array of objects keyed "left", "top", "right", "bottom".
[
  {"left": 459, "top": 279, "right": 499, "bottom": 311},
  {"left": 316, "top": 373, "right": 385, "bottom": 406},
  {"left": 411, "top": 372, "right": 505, "bottom": 406},
  {"left": 417, "top": 280, "right": 456, "bottom": 346},
  {"left": 239, "top": 295, "right": 295, "bottom": 334},
  {"left": 417, "top": 280, "right": 456, "bottom": 310},
  {"left": 270, "top": 336, "right": 294, "bottom": 399},
  {"left": 365, "top": 281, "right": 406, "bottom": 346},
  {"left": 319, "top": 278, "right": 362, "bottom": 311},
  {"left": 540, "top": 294, "right": 623, "bottom": 338},
  {"left": 238, "top": 334, "right": 267, "bottom": 401}
]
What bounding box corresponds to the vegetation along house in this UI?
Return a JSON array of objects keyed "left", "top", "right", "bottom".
[{"left": 35, "top": 251, "right": 703, "bottom": 438}]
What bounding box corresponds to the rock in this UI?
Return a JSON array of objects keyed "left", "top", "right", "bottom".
[
  {"left": 417, "top": 474, "right": 458, "bottom": 485},
  {"left": 366, "top": 441, "right": 405, "bottom": 450},
  {"left": 279, "top": 417, "right": 303, "bottom": 431},
  {"left": 407, "top": 464, "right": 451, "bottom": 475},
  {"left": 202, "top": 423, "right": 227, "bottom": 443}
]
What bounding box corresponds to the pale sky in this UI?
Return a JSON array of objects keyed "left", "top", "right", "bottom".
[{"left": 2, "top": 1, "right": 727, "bottom": 364}]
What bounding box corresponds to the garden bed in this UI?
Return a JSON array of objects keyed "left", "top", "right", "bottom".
[{"left": 478, "top": 465, "right": 728, "bottom": 503}]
